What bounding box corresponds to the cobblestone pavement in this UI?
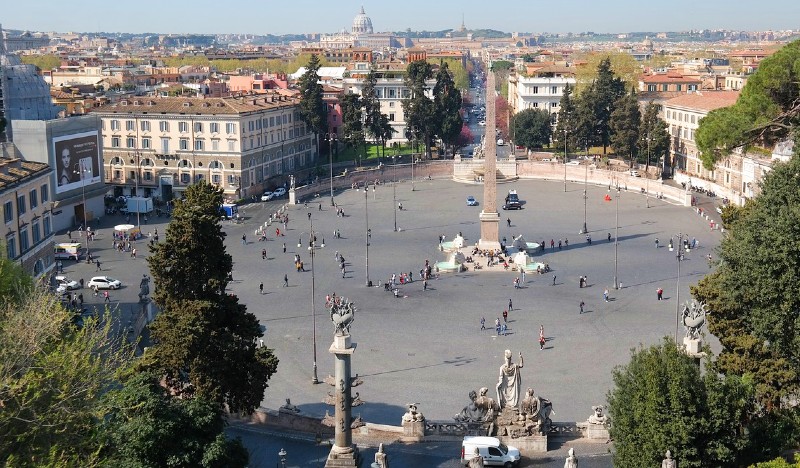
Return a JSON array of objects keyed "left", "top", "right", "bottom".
[{"left": 56, "top": 178, "right": 721, "bottom": 464}]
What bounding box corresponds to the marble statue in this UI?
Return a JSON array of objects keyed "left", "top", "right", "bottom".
[
  {"left": 138, "top": 274, "right": 150, "bottom": 301},
  {"left": 402, "top": 403, "right": 425, "bottom": 422},
  {"left": 329, "top": 297, "right": 355, "bottom": 335},
  {"left": 564, "top": 447, "right": 578, "bottom": 468},
  {"left": 496, "top": 350, "right": 524, "bottom": 409},
  {"left": 279, "top": 398, "right": 300, "bottom": 414},
  {"left": 289, "top": 174, "right": 295, "bottom": 189},
  {"left": 374, "top": 443, "right": 388, "bottom": 468},
  {"left": 588, "top": 405, "right": 607, "bottom": 425},
  {"left": 467, "top": 447, "right": 484, "bottom": 468},
  {"left": 682, "top": 300, "right": 706, "bottom": 340},
  {"left": 455, "top": 390, "right": 487, "bottom": 422},
  {"left": 662, "top": 450, "right": 676, "bottom": 468},
  {"left": 519, "top": 388, "right": 553, "bottom": 434}
]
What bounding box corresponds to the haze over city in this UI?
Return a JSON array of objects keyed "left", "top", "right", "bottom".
[{"left": 3, "top": 0, "right": 799, "bottom": 34}]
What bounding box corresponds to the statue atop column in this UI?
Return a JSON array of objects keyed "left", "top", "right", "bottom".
[
  {"left": 496, "top": 350, "right": 523, "bottom": 409},
  {"left": 662, "top": 450, "right": 677, "bottom": 468}
]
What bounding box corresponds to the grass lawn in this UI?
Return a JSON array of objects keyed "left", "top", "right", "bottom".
[{"left": 334, "top": 143, "right": 419, "bottom": 163}]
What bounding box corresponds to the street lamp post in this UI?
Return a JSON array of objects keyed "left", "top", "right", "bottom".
[
  {"left": 328, "top": 133, "right": 336, "bottom": 207},
  {"left": 581, "top": 145, "right": 588, "bottom": 234},
  {"left": 613, "top": 184, "right": 620, "bottom": 289},
  {"left": 646, "top": 134, "right": 651, "bottom": 208},
  {"left": 411, "top": 153, "right": 415, "bottom": 191},
  {"left": 73, "top": 161, "right": 89, "bottom": 252},
  {"left": 299, "top": 215, "right": 320, "bottom": 384},
  {"left": 563, "top": 127, "right": 568, "bottom": 192},
  {"left": 674, "top": 232, "right": 685, "bottom": 342},
  {"left": 392, "top": 156, "right": 398, "bottom": 232},
  {"left": 365, "top": 187, "right": 371, "bottom": 286}
]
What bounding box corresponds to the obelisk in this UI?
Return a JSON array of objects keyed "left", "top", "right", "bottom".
[{"left": 479, "top": 67, "right": 501, "bottom": 250}]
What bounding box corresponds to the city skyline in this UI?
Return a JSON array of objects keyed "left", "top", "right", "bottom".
[{"left": 3, "top": 0, "right": 799, "bottom": 37}]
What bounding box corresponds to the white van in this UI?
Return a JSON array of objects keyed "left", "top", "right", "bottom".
[
  {"left": 54, "top": 243, "right": 82, "bottom": 261},
  {"left": 461, "top": 436, "right": 521, "bottom": 466}
]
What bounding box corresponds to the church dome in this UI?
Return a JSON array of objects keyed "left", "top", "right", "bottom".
[{"left": 352, "top": 6, "right": 373, "bottom": 34}]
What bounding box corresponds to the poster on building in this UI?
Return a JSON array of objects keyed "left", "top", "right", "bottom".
[{"left": 53, "top": 131, "right": 101, "bottom": 194}]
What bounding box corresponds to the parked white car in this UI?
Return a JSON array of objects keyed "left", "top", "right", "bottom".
[
  {"left": 55, "top": 276, "right": 81, "bottom": 294},
  {"left": 272, "top": 187, "right": 287, "bottom": 198},
  {"left": 629, "top": 170, "right": 640, "bottom": 177},
  {"left": 87, "top": 276, "right": 121, "bottom": 290},
  {"left": 260, "top": 191, "right": 273, "bottom": 202}
]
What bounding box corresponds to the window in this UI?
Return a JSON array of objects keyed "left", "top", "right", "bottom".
[
  {"left": 179, "top": 121, "right": 188, "bottom": 133},
  {"left": 32, "top": 219, "right": 41, "bottom": 244},
  {"left": 19, "top": 228, "right": 29, "bottom": 252},
  {"left": 40, "top": 184, "right": 49, "bottom": 203},
  {"left": 389, "top": 101, "right": 395, "bottom": 108},
  {"left": 179, "top": 139, "right": 189, "bottom": 150},
  {"left": 226, "top": 122, "right": 236, "bottom": 134},
  {"left": 5, "top": 234, "right": 15, "bottom": 259},
  {"left": 140, "top": 120, "right": 151, "bottom": 131},
  {"left": 159, "top": 121, "right": 169, "bottom": 132},
  {"left": 111, "top": 137, "right": 120, "bottom": 148},
  {"left": 551, "top": 86, "right": 558, "bottom": 94},
  {"left": 690, "top": 115, "right": 696, "bottom": 124},
  {"left": 194, "top": 140, "right": 204, "bottom": 151},
  {"left": 551, "top": 102, "right": 558, "bottom": 108},
  {"left": 661, "top": 84, "right": 668, "bottom": 91},
  {"left": 126, "top": 137, "right": 136, "bottom": 148},
  {"left": 142, "top": 137, "right": 151, "bottom": 149},
  {"left": 269, "top": 117, "right": 275, "bottom": 127},
  {"left": 3, "top": 201, "right": 12, "bottom": 223},
  {"left": 210, "top": 122, "right": 220, "bottom": 133},
  {"left": 212, "top": 174, "right": 221, "bottom": 184},
  {"left": 111, "top": 120, "right": 120, "bottom": 131},
  {"left": 29, "top": 189, "right": 38, "bottom": 209},
  {"left": 388, "top": 113, "right": 395, "bottom": 121},
  {"left": 228, "top": 140, "right": 236, "bottom": 151},
  {"left": 648, "top": 84, "right": 657, "bottom": 92},
  {"left": 212, "top": 139, "right": 220, "bottom": 151},
  {"left": 532, "top": 102, "right": 539, "bottom": 108},
  {"left": 144, "top": 172, "right": 153, "bottom": 181},
  {"left": 180, "top": 173, "right": 190, "bottom": 183},
  {"left": 126, "top": 120, "right": 135, "bottom": 131},
  {"left": 43, "top": 215, "right": 51, "bottom": 236},
  {"left": 161, "top": 137, "right": 170, "bottom": 153},
  {"left": 676, "top": 84, "right": 682, "bottom": 91},
  {"left": 532, "top": 86, "right": 539, "bottom": 94},
  {"left": 194, "top": 122, "right": 203, "bottom": 133},
  {"left": 228, "top": 174, "right": 237, "bottom": 184},
  {"left": 17, "top": 195, "right": 25, "bottom": 215}
]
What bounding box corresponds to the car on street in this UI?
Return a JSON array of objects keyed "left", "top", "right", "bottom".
[
  {"left": 716, "top": 205, "right": 724, "bottom": 214},
  {"left": 272, "top": 187, "right": 287, "bottom": 198},
  {"left": 87, "top": 276, "right": 122, "bottom": 290},
  {"left": 261, "top": 191, "right": 274, "bottom": 202},
  {"left": 55, "top": 275, "right": 81, "bottom": 292},
  {"left": 466, "top": 196, "right": 478, "bottom": 206},
  {"left": 567, "top": 161, "right": 580, "bottom": 166},
  {"left": 629, "top": 170, "right": 640, "bottom": 177},
  {"left": 497, "top": 139, "right": 505, "bottom": 146},
  {"left": 478, "top": 121, "right": 486, "bottom": 126}
]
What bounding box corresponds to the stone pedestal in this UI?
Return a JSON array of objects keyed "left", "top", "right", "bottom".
[
  {"left": 325, "top": 334, "right": 361, "bottom": 468},
  {"left": 683, "top": 336, "right": 702, "bottom": 355},
  {"left": 478, "top": 211, "right": 501, "bottom": 251},
  {"left": 401, "top": 419, "right": 425, "bottom": 441},
  {"left": 289, "top": 188, "right": 297, "bottom": 205},
  {"left": 581, "top": 423, "right": 610, "bottom": 441},
  {"left": 497, "top": 434, "right": 548, "bottom": 453}
]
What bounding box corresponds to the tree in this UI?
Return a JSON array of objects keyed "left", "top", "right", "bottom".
[
  {"left": 0, "top": 268, "right": 135, "bottom": 465},
  {"left": 553, "top": 83, "right": 577, "bottom": 153},
  {"left": 433, "top": 62, "right": 464, "bottom": 156},
  {"left": 339, "top": 93, "right": 364, "bottom": 151},
  {"left": 608, "top": 338, "right": 753, "bottom": 468},
  {"left": 403, "top": 60, "right": 437, "bottom": 159},
  {"left": 695, "top": 39, "right": 800, "bottom": 169},
  {"left": 513, "top": 108, "right": 552, "bottom": 151},
  {"left": 589, "top": 58, "right": 626, "bottom": 154},
  {"left": 495, "top": 95, "right": 510, "bottom": 137},
  {"left": 361, "top": 68, "right": 383, "bottom": 155},
  {"left": 20, "top": 54, "right": 60, "bottom": 71},
  {"left": 573, "top": 51, "right": 640, "bottom": 94},
  {"left": 639, "top": 102, "right": 670, "bottom": 172},
  {"left": 297, "top": 54, "right": 327, "bottom": 162},
  {"left": 609, "top": 90, "right": 641, "bottom": 166},
  {"left": 146, "top": 181, "right": 278, "bottom": 414},
  {"left": 456, "top": 124, "right": 473, "bottom": 150},
  {"left": 100, "top": 371, "right": 248, "bottom": 467},
  {"left": 752, "top": 455, "right": 800, "bottom": 468}
]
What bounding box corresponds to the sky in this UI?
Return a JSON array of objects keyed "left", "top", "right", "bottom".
[{"left": 3, "top": 0, "right": 799, "bottom": 36}]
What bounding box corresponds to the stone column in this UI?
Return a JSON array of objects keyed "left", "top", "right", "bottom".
[
  {"left": 325, "top": 333, "right": 360, "bottom": 467},
  {"left": 479, "top": 67, "right": 500, "bottom": 250}
]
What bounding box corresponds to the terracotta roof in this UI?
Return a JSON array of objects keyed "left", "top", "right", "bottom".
[
  {"left": 664, "top": 91, "right": 740, "bottom": 112},
  {"left": 640, "top": 73, "right": 702, "bottom": 84},
  {"left": 92, "top": 94, "right": 300, "bottom": 115}
]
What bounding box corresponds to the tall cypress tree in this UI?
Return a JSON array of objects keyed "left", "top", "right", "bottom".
[
  {"left": 339, "top": 93, "right": 364, "bottom": 152},
  {"left": 609, "top": 90, "right": 641, "bottom": 167},
  {"left": 639, "top": 102, "right": 670, "bottom": 173},
  {"left": 433, "top": 62, "right": 463, "bottom": 156},
  {"left": 297, "top": 54, "right": 327, "bottom": 161},
  {"left": 361, "top": 68, "right": 383, "bottom": 156},
  {"left": 146, "top": 181, "right": 278, "bottom": 414},
  {"left": 554, "top": 83, "right": 576, "bottom": 155},
  {"left": 402, "top": 60, "right": 436, "bottom": 158}
]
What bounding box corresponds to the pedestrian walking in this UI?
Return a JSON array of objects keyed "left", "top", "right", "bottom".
[
  {"left": 552, "top": 274, "right": 557, "bottom": 286},
  {"left": 283, "top": 243, "right": 287, "bottom": 253},
  {"left": 262, "top": 249, "right": 267, "bottom": 260},
  {"left": 67, "top": 230, "right": 72, "bottom": 240},
  {"left": 539, "top": 325, "right": 545, "bottom": 350},
  {"left": 480, "top": 316, "right": 486, "bottom": 331},
  {"left": 495, "top": 318, "right": 501, "bottom": 335},
  {"left": 502, "top": 309, "right": 508, "bottom": 323},
  {"left": 103, "top": 290, "right": 110, "bottom": 303},
  {"left": 501, "top": 322, "right": 508, "bottom": 336},
  {"left": 507, "top": 218, "right": 511, "bottom": 227},
  {"left": 283, "top": 274, "right": 289, "bottom": 287},
  {"left": 423, "top": 279, "right": 428, "bottom": 291},
  {"left": 558, "top": 240, "right": 562, "bottom": 250},
  {"left": 95, "top": 260, "right": 101, "bottom": 271},
  {"left": 564, "top": 238, "right": 569, "bottom": 248},
  {"left": 579, "top": 301, "right": 585, "bottom": 314},
  {"left": 241, "top": 233, "right": 247, "bottom": 245},
  {"left": 657, "top": 288, "right": 663, "bottom": 300},
  {"left": 603, "top": 289, "right": 609, "bottom": 302},
  {"left": 131, "top": 248, "right": 136, "bottom": 258},
  {"left": 341, "top": 266, "right": 346, "bottom": 278},
  {"left": 550, "top": 239, "right": 555, "bottom": 249},
  {"left": 579, "top": 275, "right": 584, "bottom": 288},
  {"left": 655, "top": 237, "right": 660, "bottom": 248},
  {"left": 508, "top": 298, "right": 513, "bottom": 311},
  {"left": 259, "top": 282, "right": 264, "bottom": 294}
]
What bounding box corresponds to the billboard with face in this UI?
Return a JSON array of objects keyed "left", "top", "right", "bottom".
[{"left": 53, "top": 131, "right": 101, "bottom": 194}]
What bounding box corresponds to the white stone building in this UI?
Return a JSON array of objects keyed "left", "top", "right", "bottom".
[{"left": 507, "top": 65, "right": 576, "bottom": 118}]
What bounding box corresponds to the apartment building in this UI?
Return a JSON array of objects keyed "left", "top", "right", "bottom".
[
  {"left": 92, "top": 93, "right": 315, "bottom": 200},
  {"left": 507, "top": 65, "right": 576, "bottom": 118},
  {"left": 663, "top": 90, "right": 772, "bottom": 202},
  {"left": 0, "top": 144, "right": 54, "bottom": 278}
]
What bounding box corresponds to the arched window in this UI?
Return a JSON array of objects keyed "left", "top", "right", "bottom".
[
  {"left": 33, "top": 259, "right": 44, "bottom": 276},
  {"left": 178, "top": 159, "right": 192, "bottom": 168},
  {"left": 110, "top": 156, "right": 123, "bottom": 166},
  {"left": 209, "top": 160, "right": 224, "bottom": 170},
  {"left": 141, "top": 158, "right": 155, "bottom": 167}
]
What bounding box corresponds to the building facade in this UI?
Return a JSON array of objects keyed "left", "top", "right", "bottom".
[
  {"left": 507, "top": 66, "right": 576, "bottom": 117},
  {"left": 0, "top": 144, "right": 54, "bottom": 278},
  {"left": 92, "top": 94, "right": 316, "bottom": 200}
]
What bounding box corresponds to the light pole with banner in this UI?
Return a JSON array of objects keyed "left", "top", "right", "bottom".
[{"left": 327, "top": 132, "right": 337, "bottom": 206}]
